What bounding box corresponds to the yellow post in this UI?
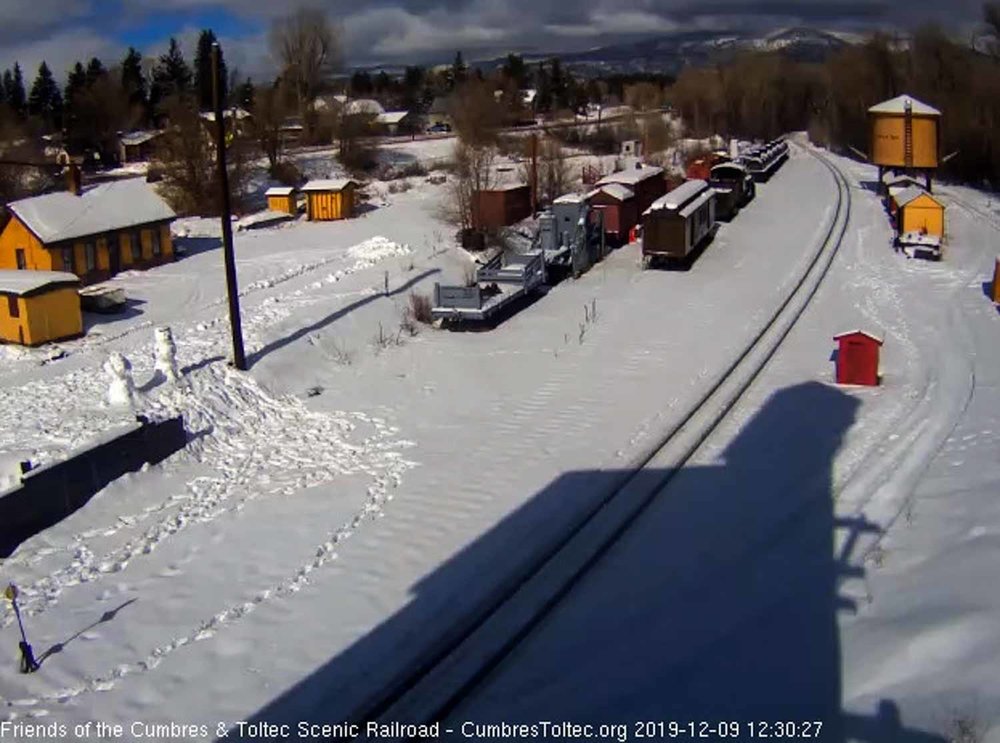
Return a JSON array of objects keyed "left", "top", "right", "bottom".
[{"left": 993, "top": 256, "right": 1000, "bottom": 304}]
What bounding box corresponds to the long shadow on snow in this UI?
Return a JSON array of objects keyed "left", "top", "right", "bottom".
[
  {"left": 237, "top": 382, "right": 945, "bottom": 743},
  {"left": 247, "top": 268, "right": 440, "bottom": 367}
]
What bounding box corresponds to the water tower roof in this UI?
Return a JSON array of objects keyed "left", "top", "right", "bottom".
[{"left": 868, "top": 94, "right": 941, "bottom": 116}]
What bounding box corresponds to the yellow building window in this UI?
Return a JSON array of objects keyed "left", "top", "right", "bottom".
[
  {"left": 7, "top": 295, "right": 18, "bottom": 318},
  {"left": 61, "top": 248, "right": 74, "bottom": 272},
  {"left": 85, "top": 242, "right": 96, "bottom": 272},
  {"left": 151, "top": 228, "right": 161, "bottom": 256}
]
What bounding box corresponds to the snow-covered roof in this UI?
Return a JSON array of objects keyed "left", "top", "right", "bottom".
[
  {"left": 522, "top": 89, "right": 537, "bottom": 104},
  {"left": 300, "top": 179, "right": 357, "bottom": 192},
  {"left": 8, "top": 178, "right": 176, "bottom": 245},
  {"left": 199, "top": 108, "right": 252, "bottom": 122},
  {"left": 554, "top": 193, "right": 587, "bottom": 205},
  {"left": 644, "top": 179, "right": 710, "bottom": 214},
  {"left": 0, "top": 270, "right": 80, "bottom": 296},
  {"left": 834, "top": 329, "right": 884, "bottom": 344},
  {"left": 265, "top": 186, "right": 296, "bottom": 196},
  {"left": 376, "top": 111, "right": 410, "bottom": 125},
  {"left": 120, "top": 130, "right": 163, "bottom": 146},
  {"left": 346, "top": 99, "right": 385, "bottom": 116},
  {"left": 586, "top": 183, "right": 635, "bottom": 202},
  {"left": 868, "top": 94, "right": 941, "bottom": 116},
  {"left": 678, "top": 189, "right": 714, "bottom": 219},
  {"left": 596, "top": 165, "right": 665, "bottom": 187},
  {"left": 893, "top": 186, "right": 942, "bottom": 208}
]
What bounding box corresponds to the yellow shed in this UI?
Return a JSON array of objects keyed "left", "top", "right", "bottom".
[
  {"left": 892, "top": 186, "right": 945, "bottom": 238},
  {"left": 0, "top": 270, "right": 82, "bottom": 346},
  {"left": 301, "top": 179, "right": 357, "bottom": 221},
  {"left": 1, "top": 177, "right": 176, "bottom": 285},
  {"left": 869, "top": 94, "right": 941, "bottom": 170},
  {"left": 265, "top": 186, "right": 298, "bottom": 215}
]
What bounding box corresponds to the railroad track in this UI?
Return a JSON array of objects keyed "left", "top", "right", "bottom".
[{"left": 335, "top": 144, "right": 852, "bottom": 737}]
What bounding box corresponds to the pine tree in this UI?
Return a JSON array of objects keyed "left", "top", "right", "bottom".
[
  {"left": 8, "top": 63, "right": 27, "bottom": 117},
  {"left": 153, "top": 38, "right": 193, "bottom": 105},
  {"left": 451, "top": 51, "right": 466, "bottom": 90},
  {"left": 0, "top": 71, "right": 7, "bottom": 107},
  {"left": 85, "top": 57, "right": 107, "bottom": 87},
  {"left": 63, "top": 62, "right": 87, "bottom": 134},
  {"left": 28, "top": 61, "right": 62, "bottom": 130},
  {"left": 193, "top": 29, "right": 225, "bottom": 111},
  {"left": 121, "top": 47, "right": 147, "bottom": 108}
]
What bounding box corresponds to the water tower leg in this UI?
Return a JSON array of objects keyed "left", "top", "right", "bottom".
[
  {"left": 925, "top": 170, "right": 932, "bottom": 193},
  {"left": 877, "top": 165, "right": 885, "bottom": 194}
]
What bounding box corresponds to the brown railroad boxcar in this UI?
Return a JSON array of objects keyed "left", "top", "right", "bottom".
[
  {"left": 641, "top": 179, "right": 716, "bottom": 268},
  {"left": 586, "top": 183, "right": 638, "bottom": 244},
  {"left": 595, "top": 164, "right": 666, "bottom": 215},
  {"left": 473, "top": 184, "right": 532, "bottom": 229}
]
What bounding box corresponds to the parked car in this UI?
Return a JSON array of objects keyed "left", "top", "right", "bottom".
[{"left": 427, "top": 123, "right": 452, "bottom": 134}]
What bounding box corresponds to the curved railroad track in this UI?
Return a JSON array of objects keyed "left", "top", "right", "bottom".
[{"left": 323, "top": 143, "right": 854, "bottom": 738}]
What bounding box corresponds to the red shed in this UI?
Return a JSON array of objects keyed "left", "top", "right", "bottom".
[
  {"left": 834, "top": 330, "right": 883, "bottom": 386},
  {"left": 473, "top": 184, "right": 532, "bottom": 229},
  {"left": 595, "top": 164, "right": 666, "bottom": 215},
  {"left": 586, "top": 183, "right": 638, "bottom": 244}
]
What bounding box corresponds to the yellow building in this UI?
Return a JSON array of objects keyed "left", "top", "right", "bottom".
[
  {"left": 265, "top": 186, "right": 298, "bottom": 215},
  {"left": 869, "top": 94, "right": 941, "bottom": 190},
  {"left": 892, "top": 186, "right": 945, "bottom": 238},
  {"left": 992, "top": 257, "right": 1000, "bottom": 303},
  {"left": 301, "top": 179, "right": 357, "bottom": 221},
  {"left": 0, "top": 178, "right": 176, "bottom": 286},
  {"left": 0, "top": 270, "right": 82, "bottom": 346}
]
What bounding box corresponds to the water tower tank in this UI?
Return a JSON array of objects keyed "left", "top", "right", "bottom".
[{"left": 868, "top": 94, "right": 941, "bottom": 169}]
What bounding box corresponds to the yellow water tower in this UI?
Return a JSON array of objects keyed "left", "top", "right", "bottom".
[{"left": 868, "top": 94, "right": 941, "bottom": 191}]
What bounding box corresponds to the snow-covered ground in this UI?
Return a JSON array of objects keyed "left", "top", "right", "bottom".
[
  {"left": 446, "top": 152, "right": 1000, "bottom": 742},
  {"left": 0, "top": 140, "right": 997, "bottom": 741}
]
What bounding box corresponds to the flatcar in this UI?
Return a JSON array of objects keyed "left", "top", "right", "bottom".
[{"left": 641, "top": 179, "right": 716, "bottom": 268}]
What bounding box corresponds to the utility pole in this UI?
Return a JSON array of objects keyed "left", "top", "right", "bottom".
[
  {"left": 212, "top": 42, "right": 246, "bottom": 371},
  {"left": 530, "top": 132, "right": 539, "bottom": 214}
]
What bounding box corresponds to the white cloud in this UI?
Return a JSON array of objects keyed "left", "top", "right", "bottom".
[{"left": 2, "top": 29, "right": 122, "bottom": 82}]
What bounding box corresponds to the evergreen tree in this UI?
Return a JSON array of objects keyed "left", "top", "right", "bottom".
[
  {"left": 193, "top": 29, "right": 226, "bottom": 111},
  {"left": 502, "top": 54, "right": 527, "bottom": 89},
  {"left": 153, "top": 38, "right": 193, "bottom": 105},
  {"left": 7, "top": 63, "right": 27, "bottom": 116},
  {"left": 121, "top": 47, "right": 147, "bottom": 108},
  {"left": 0, "top": 71, "right": 7, "bottom": 106},
  {"left": 401, "top": 66, "right": 425, "bottom": 110},
  {"left": 85, "top": 57, "right": 107, "bottom": 87},
  {"left": 63, "top": 62, "right": 87, "bottom": 134},
  {"left": 350, "top": 71, "right": 373, "bottom": 96},
  {"left": 28, "top": 61, "right": 62, "bottom": 129},
  {"left": 451, "top": 51, "right": 466, "bottom": 90}
]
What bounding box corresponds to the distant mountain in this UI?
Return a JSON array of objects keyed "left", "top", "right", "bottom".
[
  {"left": 475, "top": 27, "right": 854, "bottom": 77},
  {"left": 355, "top": 27, "right": 859, "bottom": 77}
]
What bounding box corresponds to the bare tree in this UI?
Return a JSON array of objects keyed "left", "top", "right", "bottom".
[
  {"left": 250, "top": 81, "right": 287, "bottom": 169},
  {"left": 151, "top": 100, "right": 251, "bottom": 216},
  {"left": 518, "top": 137, "right": 571, "bottom": 205},
  {"left": 269, "top": 7, "right": 342, "bottom": 142},
  {"left": 451, "top": 79, "right": 503, "bottom": 147},
  {"left": 443, "top": 142, "right": 498, "bottom": 232}
]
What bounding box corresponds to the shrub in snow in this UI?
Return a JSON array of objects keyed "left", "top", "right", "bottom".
[
  {"left": 409, "top": 292, "right": 433, "bottom": 324},
  {"left": 154, "top": 326, "right": 180, "bottom": 383},
  {"left": 106, "top": 352, "right": 136, "bottom": 407}
]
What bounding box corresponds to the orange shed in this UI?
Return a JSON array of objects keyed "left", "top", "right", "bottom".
[
  {"left": 265, "top": 186, "right": 298, "bottom": 215},
  {"left": 834, "top": 330, "right": 883, "bottom": 386}
]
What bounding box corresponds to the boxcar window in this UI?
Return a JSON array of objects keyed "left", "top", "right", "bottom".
[
  {"left": 131, "top": 231, "right": 142, "bottom": 261},
  {"left": 151, "top": 228, "right": 161, "bottom": 256},
  {"left": 15, "top": 249, "right": 26, "bottom": 270},
  {"left": 85, "top": 242, "right": 96, "bottom": 272},
  {"left": 7, "top": 295, "right": 19, "bottom": 318},
  {"left": 61, "top": 248, "right": 74, "bottom": 272}
]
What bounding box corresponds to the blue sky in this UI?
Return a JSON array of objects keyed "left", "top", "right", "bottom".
[{"left": 0, "top": 0, "right": 988, "bottom": 84}]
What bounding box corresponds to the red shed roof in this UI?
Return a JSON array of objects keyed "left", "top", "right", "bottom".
[{"left": 833, "top": 329, "right": 884, "bottom": 344}]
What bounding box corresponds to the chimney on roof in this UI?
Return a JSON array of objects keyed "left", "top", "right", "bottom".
[{"left": 65, "top": 163, "right": 82, "bottom": 196}]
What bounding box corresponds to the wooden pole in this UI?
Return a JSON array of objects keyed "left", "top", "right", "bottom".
[
  {"left": 530, "top": 133, "right": 538, "bottom": 214},
  {"left": 212, "top": 43, "right": 247, "bottom": 371}
]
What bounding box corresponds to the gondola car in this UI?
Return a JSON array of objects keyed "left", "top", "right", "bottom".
[{"left": 641, "top": 179, "right": 716, "bottom": 269}]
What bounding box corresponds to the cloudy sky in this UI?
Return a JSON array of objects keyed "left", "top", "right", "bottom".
[{"left": 0, "top": 0, "right": 988, "bottom": 83}]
